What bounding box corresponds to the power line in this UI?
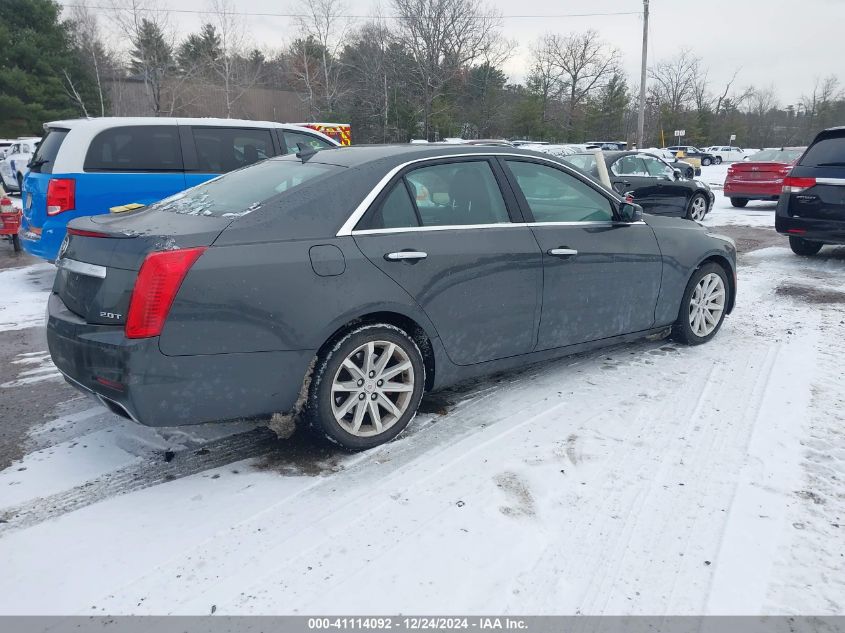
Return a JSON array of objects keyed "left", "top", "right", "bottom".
[{"left": 58, "top": 3, "right": 642, "bottom": 20}]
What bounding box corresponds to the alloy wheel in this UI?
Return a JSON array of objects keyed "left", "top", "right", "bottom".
[
  {"left": 688, "top": 273, "right": 726, "bottom": 338},
  {"left": 330, "top": 340, "right": 415, "bottom": 437},
  {"left": 690, "top": 195, "right": 707, "bottom": 221}
]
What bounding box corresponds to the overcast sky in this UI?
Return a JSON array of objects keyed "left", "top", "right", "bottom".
[{"left": 69, "top": 0, "right": 845, "bottom": 105}]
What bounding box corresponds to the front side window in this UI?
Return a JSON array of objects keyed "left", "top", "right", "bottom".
[
  {"left": 641, "top": 156, "right": 674, "bottom": 178},
  {"left": 506, "top": 160, "right": 613, "bottom": 223},
  {"left": 283, "top": 131, "right": 333, "bottom": 154},
  {"left": 84, "top": 126, "right": 182, "bottom": 172},
  {"left": 192, "top": 127, "right": 274, "bottom": 173}
]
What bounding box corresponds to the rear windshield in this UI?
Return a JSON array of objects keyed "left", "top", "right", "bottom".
[
  {"left": 155, "top": 158, "right": 340, "bottom": 218},
  {"left": 29, "top": 128, "right": 68, "bottom": 174},
  {"left": 800, "top": 136, "right": 845, "bottom": 167},
  {"left": 747, "top": 149, "right": 804, "bottom": 163}
]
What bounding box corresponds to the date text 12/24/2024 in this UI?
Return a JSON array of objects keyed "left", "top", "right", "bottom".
[{"left": 308, "top": 618, "right": 528, "bottom": 630}]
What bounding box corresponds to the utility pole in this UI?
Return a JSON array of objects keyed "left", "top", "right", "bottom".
[{"left": 637, "top": 0, "right": 649, "bottom": 148}]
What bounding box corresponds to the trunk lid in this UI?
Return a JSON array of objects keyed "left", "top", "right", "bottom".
[
  {"left": 54, "top": 207, "right": 233, "bottom": 325},
  {"left": 728, "top": 161, "right": 792, "bottom": 181}
]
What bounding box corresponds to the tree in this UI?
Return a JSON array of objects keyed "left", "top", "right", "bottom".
[
  {"left": 648, "top": 50, "right": 703, "bottom": 134},
  {"left": 128, "top": 18, "right": 173, "bottom": 114},
  {"left": 67, "top": 2, "right": 116, "bottom": 117},
  {"left": 177, "top": 23, "right": 221, "bottom": 77},
  {"left": 0, "top": 0, "right": 99, "bottom": 136},
  {"left": 391, "top": 0, "right": 505, "bottom": 141},
  {"left": 545, "top": 30, "right": 620, "bottom": 137}
]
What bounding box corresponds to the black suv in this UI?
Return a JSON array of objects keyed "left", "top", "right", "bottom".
[{"left": 776, "top": 127, "right": 845, "bottom": 255}]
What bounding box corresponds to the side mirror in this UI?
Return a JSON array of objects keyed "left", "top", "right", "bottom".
[
  {"left": 618, "top": 201, "right": 643, "bottom": 223},
  {"left": 673, "top": 169, "right": 682, "bottom": 180}
]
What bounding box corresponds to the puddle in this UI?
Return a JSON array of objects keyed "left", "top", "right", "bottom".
[
  {"left": 775, "top": 283, "right": 845, "bottom": 304},
  {"left": 253, "top": 430, "right": 346, "bottom": 477}
]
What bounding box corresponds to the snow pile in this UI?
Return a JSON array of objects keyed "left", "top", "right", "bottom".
[{"left": 0, "top": 262, "right": 55, "bottom": 331}]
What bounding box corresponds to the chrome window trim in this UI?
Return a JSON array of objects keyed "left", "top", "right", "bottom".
[
  {"left": 335, "top": 152, "right": 619, "bottom": 237},
  {"left": 57, "top": 257, "right": 107, "bottom": 279},
  {"left": 350, "top": 220, "right": 645, "bottom": 236},
  {"left": 816, "top": 177, "right": 845, "bottom": 185}
]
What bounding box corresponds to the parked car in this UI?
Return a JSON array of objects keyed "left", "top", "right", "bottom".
[
  {"left": 586, "top": 141, "right": 628, "bottom": 150},
  {"left": 640, "top": 148, "right": 700, "bottom": 178},
  {"left": 294, "top": 122, "right": 352, "bottom": 146},
  {"left": 0, "top": 139, "right": 17, "bottom": 158},
  {"left": 776, "top": 127, "right": 845, "bottom": 256},
  {"left": 460, "top": 139, "right": 515, "bottom": 147},
  {"left": 19, "top": 117, "right": 338, "bottom": 261},
  {"left": 704, "top": 146, "right": 746, "bottom": 164},
  {"left": 524, "top": 143, "right": 584, "bottom": 158},
  {"left": 724, "top": 147, "right": 806, "bottom": 208},
  {"left": 510, "top": 140, "right": 548, "bottom": 146},
  {"left": 0, "top": 137, "right": 40, "bottom": 191},
  {"left": 665, "top": 146, "right": 717, "bottom": 166},
  {"left": 47, "top": 145, "right": 736, "bottom": 450},
  {"left": 561, "top": 151, "right": 714, "bottom": 220}
]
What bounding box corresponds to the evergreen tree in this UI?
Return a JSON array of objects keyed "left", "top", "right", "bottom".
[{"left": 0, "top": 0, "right": 98, "bottom": 136}]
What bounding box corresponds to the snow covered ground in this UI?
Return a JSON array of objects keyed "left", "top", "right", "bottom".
[{"left": 0, "top": 174, "right": 843, "bottom": 615}]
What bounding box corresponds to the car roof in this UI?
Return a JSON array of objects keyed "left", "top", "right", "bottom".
[
  {"left": 42, "top": 117, "right": 331, "bottom": 138},
  {"left": 296, "top": 144, "right": 558, "bottom": 169}
]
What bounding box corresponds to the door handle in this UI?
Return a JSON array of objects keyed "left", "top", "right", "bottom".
[
  {"left": 547, "top": 248, "right": 578, "bottom": 257},
  {"left": 385, "top": 251, "right": 427, "bottom": 261}
]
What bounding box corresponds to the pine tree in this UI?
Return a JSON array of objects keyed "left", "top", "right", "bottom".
[{"left": 0, "top": 0, "right": 98, "bottom": 136}]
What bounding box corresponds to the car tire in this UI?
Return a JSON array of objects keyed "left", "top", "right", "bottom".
[
  {"left": 701, "top": 158, "right": 712, "bottom": 166},
  {"left": 671, "top": 263, "right": 729, "bottom": 346},
  {"left": 11, "top": 234, "right": 21, "bottom": 253},
  {"left": 686, "top": 193, "right": 708, "bottom": 221},
  {"left": 16, "top": 172, "right": 23, "bottom": 193},
  {"left": 730, "top": 197, "right": 748, "bottom": 208},
  {"left": 788, "top": 236, "right": 823, "bottom": 256},
  {"left": 714, "top": 157, "right": 723, "bottom": 165},
  {"left": 303, "top": 323, "right": 425, "bottom": 451},
  {"left": 685, "top": 167, "right": 694, "bottom": 179}
]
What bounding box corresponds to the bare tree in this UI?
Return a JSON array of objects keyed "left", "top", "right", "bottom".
[
  {"left": 68, "top": 2, "right": 114, "bottom": 117},
  {"left": 293, "top": 0, "right": 350, "bottom": 118},
  {"left": 391, "top": 0, "right": 504, "bottom": 141},
  {"left": 527, "top": 36, "right": 562, "bottom": 127},
  {"left": 648, "top": 50, "right": 702, "bottom": 119},
  {"left": 206, "top": 0, "right": 263, "bottom": 118},
  {"left": 545, "top": 30, "right": 620, "bottom": 135},
  {"left": 801, "top": 75, "right": 844, "bottom": 130}
]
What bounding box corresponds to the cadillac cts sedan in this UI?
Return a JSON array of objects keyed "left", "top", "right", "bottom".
[{"left": 47, "top": 145, "right": 737, "bottom": 450}]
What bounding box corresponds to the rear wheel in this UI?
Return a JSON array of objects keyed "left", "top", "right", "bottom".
[
  {"left": 789, "top": 236, "right": 823, "bottom": 256},
  {"left": 671, "top": 263, "right": 729, "bottom": 345},
  {"left": 686, "top": 193, "right": 708, "bottom": 221},
  {"left": 303, "top": 324, "right": 425, "bottom": 450},
  {"left": 730, "top": 197, "right": 748, "bottom": 208},
  {"left": 702, "top": 157, "right": 712, "bottom": 166},
  {"left": 11, "top": 234, "right": 21, "bottom": 253}
]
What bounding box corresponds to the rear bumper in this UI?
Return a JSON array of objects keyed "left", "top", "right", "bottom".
[
  {"left": 19, "top": 214, "right": 64, "bottom": 261},
  {"left": 47, "top": 293, "right": 316, "bottom": 427},
  {"left": 775, "top": 214, "right": 845, "bottom": 244},
  {"left": 723, "top": 180, "right": 781, "bottom": 200}
]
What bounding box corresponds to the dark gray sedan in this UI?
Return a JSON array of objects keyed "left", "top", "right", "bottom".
[{"left": 47, "top": 145, "right": 737, "bottom": 450}]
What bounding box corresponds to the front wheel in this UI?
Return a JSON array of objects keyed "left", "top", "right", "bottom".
[
  {"left": 702, "top": 158, "right": 712, "bottom": 166},
  {"left": 686, "top": 193, "right": 708, "bottom": 221},
  {"left": 714, "top": 156, "right": 723, "bottom": 165},
  {"left": 730, "top": 197, "right": 748, "bottom": 208},
  {"left": 671, "top": 263, "right": 729, "bottom": 345},
  {"left": 789, "top": 236, "right": 823, "bottom": 256},
  {"left": 303, "top": 324, "right": 425, "bottom": 450}
]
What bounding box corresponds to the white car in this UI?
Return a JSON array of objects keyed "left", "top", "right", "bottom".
[
  {"left": 703, "top": 146, "right": 746, "bottom": 164},
  {"left": 0, "top": 138, "right": 40, "bottom": 191}
]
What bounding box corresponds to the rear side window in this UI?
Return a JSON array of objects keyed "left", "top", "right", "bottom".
[
  {"left": 370, "top": 183, "right": 420, "bottom": 229},
  {"left": 155, "top": 158, "right": 339, "bottom": 218},
  {"left": 191, "top": 127, "right": 274, "bottom": 173},
  {"left": 800, "top": 136, "right": 845, "bottom": 167},
  {"left": 84, "top": 126, "right": 182, "bottom": 172},
  {"left": 29, "top": 128, "right": 68, "bottom": 174}
]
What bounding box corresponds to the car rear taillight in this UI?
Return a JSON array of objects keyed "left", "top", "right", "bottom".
[
  {"left": 46, "top": 178, "right": 75, "bottom": 215},
  {"left": 67, "top": 227, "right": 108, "bottom": 238},
  {"left": 125, "top": 247, "right": 207, "bottom": 339},
  {"left": 782, "top": 176, "right": 816, "bottom": 193}
]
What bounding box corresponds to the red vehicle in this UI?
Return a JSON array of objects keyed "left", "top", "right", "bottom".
[
  {"left": 0, "top": 196, "right": 21, "bottom": 252},
  {"left": 724, "top": 147, "right": 805, "bottom": 207}
]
